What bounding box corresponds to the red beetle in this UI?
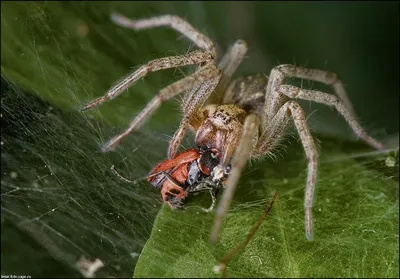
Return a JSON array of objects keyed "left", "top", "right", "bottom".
[{"left": 147, "top": 146, "right": 226, "bottom": 211}]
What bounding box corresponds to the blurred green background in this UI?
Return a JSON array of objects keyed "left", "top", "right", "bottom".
[{"left": 1, "top": 1, "right": 399, "bottom": 278}]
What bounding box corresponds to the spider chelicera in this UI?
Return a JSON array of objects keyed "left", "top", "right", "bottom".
[{"left": 81, "top": 13, "right": 386, "bottom": 243}]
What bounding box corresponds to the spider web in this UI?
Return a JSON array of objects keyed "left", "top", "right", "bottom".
[
  {"left": 1, "top": 1, "right": 399, "bottom": 278},
  {"left": 1, "top": 79, "right": 164, "bottom": 277}
]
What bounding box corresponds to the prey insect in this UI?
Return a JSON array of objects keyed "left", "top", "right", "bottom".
[
  {"left": 112, "top": 146, "right": 228, "bottom": 211},
  {"left": 82, "top": 13, "right": 386, "bottom": 242},
  {"left": 148, "top": 146, "right": 226, "bottom": 211}
]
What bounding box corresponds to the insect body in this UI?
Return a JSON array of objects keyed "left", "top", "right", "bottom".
[{"left": 148, "top": 147, "right": 224, "bottom": 211}]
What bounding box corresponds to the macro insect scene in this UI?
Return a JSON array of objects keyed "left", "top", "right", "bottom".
[{"left": 1, "top": 1, "right": 399, "bottom": 278}]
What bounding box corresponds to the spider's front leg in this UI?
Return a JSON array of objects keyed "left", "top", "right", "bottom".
[
  {"left": 81, "top": 51, "right": 213, "bottom": 111},
  {"left": 111, "top": 13, "right": 217, "bottom": 57},
  {"left": 209, "top": 114, "right": 260, "bottom": 244},
  {"left": 102, "top": 64, "right": 220, "bottom": 152},
  {"left": 168, "top": 75, "right": 221, "bottom": 159},
  {"left": 81, "top": 12, "right": 221, "bottom": 151}
]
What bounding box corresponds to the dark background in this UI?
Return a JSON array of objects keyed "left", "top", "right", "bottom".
[{"left": 1, "top": 2, "right": 399, "bottom": 277}]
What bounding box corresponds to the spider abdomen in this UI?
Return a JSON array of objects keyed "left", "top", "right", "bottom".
[{"left": 225, "top": 74, "right": 268, "bottom": 116}]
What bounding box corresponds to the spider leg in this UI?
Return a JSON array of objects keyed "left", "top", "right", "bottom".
[
  {"left": 168, "top": 119, "right": 191, "bottom": 160},
  {"left": 279, "top": 84, "right": 385, "bottom": 150},
  {"left": 168, "top": 75, "right": 221, "bottom": 159},
  {"left": 219, "top": 40, "right": 248, "bottom": 88},
  {"left": 180, "top": 40, "right": 248, "bottom": 110},
  {"left": 254, "top": 101, "right": 318, "bottom": 241},
  {"left": 276, "top": 65, "right": 357, "bottom": 116},
  {"left": 102, "top": 64, "right": 221, "bottom": 152},
  {"left": 210, "top": 114, "right": 260, "bottom": 244},
  {"left": 254, "top": 111, "right": 291, "bottom": 156},
  {"left": 111, "top": 13, "right": 216, "bottom": 56},
  {"left": 210, "top": 39, "right": 248, "bottom": 104},
  {"left": 81, "top": 51, "right": 213, "bottom": 111},
  {"left": 264, "top": 64, "right": 363, "bottom": 126}
]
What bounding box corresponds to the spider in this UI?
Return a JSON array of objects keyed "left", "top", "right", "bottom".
[{"left": 81, "top": 13, "right": 386, "bottom": 243}]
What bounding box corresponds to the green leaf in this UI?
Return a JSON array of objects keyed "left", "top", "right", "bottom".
[
  {"left": 1, "top": 1, "right": 398, "bottom": 278},
  {"left": 134, "top": 139, "right": 399, "bottom": 278}
]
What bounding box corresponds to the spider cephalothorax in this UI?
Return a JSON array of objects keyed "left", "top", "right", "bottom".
[
  {"left": 82, "top": 13, "right": 385, "bottom": 243},
  {"left": 195, "top": 104, "right": 249, "bottom": 165}
]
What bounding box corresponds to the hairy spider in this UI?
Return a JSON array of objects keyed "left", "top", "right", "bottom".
[{"left": 81, "top": 13, "right": 386, "bottom": 243}]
